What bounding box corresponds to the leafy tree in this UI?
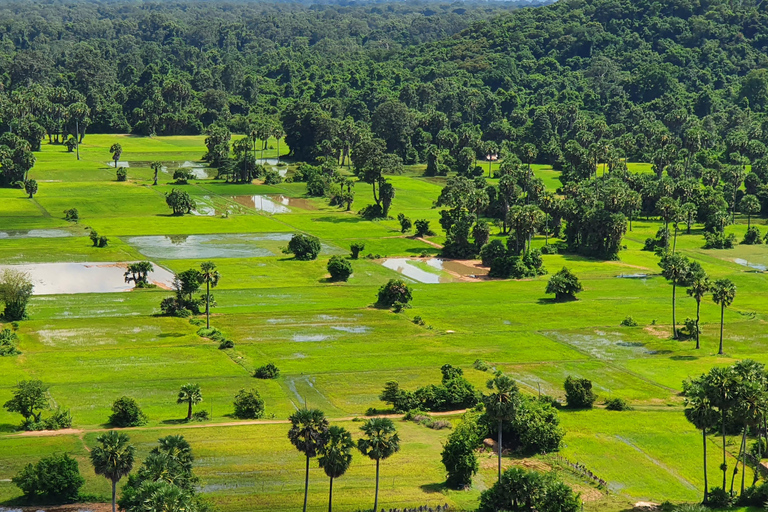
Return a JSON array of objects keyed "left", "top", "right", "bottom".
[
  {"left": 318, "top": 426, "right": 354, "bottom": 512},
  {"left": 478, "top": 467, "right": 580, "bottom": 512},
  {"left": 376, "top": 279, "right": 412, "bottom": 309},
  {"left": 254, "top": 363, "right": 280, "bottom": 379},
  {"left": 233, "top": 389, "right": 264, "bottom": 419},
  {"left": 165, "top": 188, "right": 196, "bottom": 215},
  {"left": 741, "top": 194, "right": 761, "bottom": 229},
  {"left": 658, "top": 253, "right": 694, "bottom": 339},
  {"left": 483, "top": 374, "right": 518, "bottom": 482},
  {"left": 285, "top": 234, "right": 321, "bottom": 261},
  {"left": 90, "top": 430, "right": 136, "bottom": 512},
  {"left": 177, "top": 383, "right": 203, "bottom": 421},
  {"left": 199, "top": 261, "right": 220, "bottom": 329},
  {"left": 687, "top": 272, "right": 711, "bottom": 349},
  {"left": 564, "top": 376, "right": 596, "bottom": 409},
  {"left": 150, "top": 161, "right": 162, "bottom": 186},
  {"left": 124, "top": 261, "right": 153, "bottom": 288},
  {"left": 442, "top": 413, "right": 482, "bottom": 489},
  {"left": 3, "top": 380, "right": 49, "bottom": 424},
  {"left": 288, "top": 409, "right": 329, "bottom": 512},
  {"left": 24, "top": 179, "right": 38, "bottom": 198},
  {"left": 702, "top": 366, "right": 738, "bottom": 490},
  {"left": 109, "top": 396, "right": 148, "bottom": 427},
  {"left": 414, "top": 219, "right": 434, "bottom": 238},
  {"left": 327, "top": 255, "right": 353, "bottom": 282},
  {"left": 397, "top": 213, "right": 412, "bottom": 233},
  {"left": 0, "top": 268, "right": 34, "bottom": 320},
  {"left": 712, "top": 279, "right": 737, "bottom": 355},
  {"left": 357, "top": 417, "right": 400, "bottom": 512},
  {"left": 350, "top": 242, "right": 365, "bottom": 259},
  {"left": 545, "top": 267, "right": 582, "bottom": 302},
  {"left": 13, "top": 453, "right": 84, "bottom": 503},
  {"left": 110, "top": 143, "right": 123, "bottom": 167}
]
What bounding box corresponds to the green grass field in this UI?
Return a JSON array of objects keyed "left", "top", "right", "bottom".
[{"left": 0, "top": 135, "right": 766, "bottom": 511}]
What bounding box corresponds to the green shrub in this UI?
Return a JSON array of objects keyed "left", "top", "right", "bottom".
[
  {"left": 116, "top": 168, "right": 127, "bottom": 181},
  {"left": 0, "top": 328, "right": 21, "bottom": 356},
  {"left": 173, "top": 169, "right": 194, "bottom": 184},
  {"left": 284, "top": 233, "right": 321, "bottom": 260},
  {"left": 414, "top": 219, "right": 434, "bottom": 237},
  {"left": 742, "top": 227, "right": 763, "bottom": 245},
  {"left": 233, "top": 389, "right": 265, "bottom": 419},
  {"left": 620, "top": 316, "right": 638, "bottom": 327},
  {"left": 109, "top": 396, "right": 148, "bottom": 427},
  {"left": 704, "top": 231, "right": 736, "bottom": 249},
  {"left": 327, "top": 255, "right": 353, "bottom": 281},
  {"left": 706, "top": 487, "right": 734, "bottom": 508},
  {"left": 218, "top": 339, "right": 234, "bottom": 349},
  {"left": 472, "top": 359, "right": 490, "bottom": 371},
  {"left": 397, "top": 213, "right": 412, "bottom": 233},
  {"left": 63, "top": 208, "right": 79, "bottom": 222},
  {"left": 191, "top": 410, "right": 209, "bottom": 422},
  {"left": 263, "top": 169, "right": 283, "bottom": 184},
  {"left": 480, "top": 240, "right": 506, "bottom": 266},
  {"left": 478, "top": 468, "right": 579, "bottom": 512},
  {"left": 13, "top": 453, "right": 85, "bottom": 503},
  {"left": 377, "top": 279, "right": 412, "bottom": 308},
  {"left": 604, "top": 397, "right": 632, "bottom": 411},
  {"left": 546, "top": 267, "right": 583, "bottom": 301},
  {"left": 564, "top": 376, "right": 596, "bottom": 409},
  {"left": 441, "top": 413, "right": 482, "bottom": 489},
  {"left": 412, "top": 315, "right": 425, "bottom": 326},
  {"left": 350, "top": 242, "right": 365, "bottom": 259},
  {"left": 254, "top": 363, "right": 280, "bottom": 379}
]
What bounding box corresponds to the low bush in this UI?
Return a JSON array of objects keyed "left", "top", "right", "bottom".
[
  {"left": 283, "top": 234, "right": 321, "bottom": 260},
  {"left": 620, "top": 316, "right": 638, "bottom": 327},
  {"left": 218, "top": 339, "right": 234, "bottom": 349},
  {"left": 116, "top": 168, "right": 127, "bottom": 181},
  {"left": 380, "top": 365, "right": 480, "bottom": 413},
  {"left": 191, "top": 410, "right": 209, "bottom": 422},
  {"left": 0, "top": 328, "right": 21, "bottom": 356},
  {"left": 564, "top": 376, "right": 596, "bottom": 409},
  {"left": 604, "top": 398, "right": 632, "bottom": 411},
  {"left": 64, "top": 208, "right": 79, "bottom": 222},
  {"left": 472, "top": 359, "right": 491, "bottom": 371},
  {"left": 109, "top": 396, "right": 148, "bottom": 427},
  {"left": 412, "top": 315, "right": 425, "bottom": 326},
  {"left": 173, "top": 169, "right": 194, "bottom": 184},
  {"left": 350, "top": 242, "right": 365, "bottom": 259},
  {"left": 263, "top": 169, "right": 283, "bottom": 184},
  {"left": 706, "top": 487, "right": 734, "bottom": 508},
  {"left": 233, "top": 389, "right": 265, "bottom": 419},
  {"left": 254, "top": 363, "right": 280, "bottom": 379},
  {"left": 742, "top": 227, "right": 763, "bottom": 245},
  {"left": 704, "top": 231, "right": 736, "bottom": 249},
  {"left": 327, "top": 255, "right": 353, "bottom": 281},
  {"left": 13, "top": 453, "right": 84, "bottom": 503},
  {"left": 377, "top": 279, "right": 412, "bottom": 308},
  {"left": 414, "top": 219, "right": 434, "bottom": 237}
]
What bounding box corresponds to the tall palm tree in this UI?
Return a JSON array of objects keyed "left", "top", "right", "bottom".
[
  {"left": 687, "top": 272, "right": 710, "bottom": 349},
  {"left": 683, "top": 378, "right": 717, "bottom": 503},
  {"left": 483, "top": 373, "right": 519, "bottom": 482},
  {"left": 318, "top": 426, "right": 354, "bottom": 512},
  {"left": 150, "top": 161, "right": 162, "bottom": 186},
  {"left": 659, "top": 253, "right": 691, "bottom": 339},
  {"left": 357, "top": 417, "right": 400, "bottom": 512},
  {"left": 90, "top": 430, "right": 135, "bottom": 512},
  {"left": 711, "top": 279, "right": 737, "bottom": 355},
  {"left": 177, "top": 383, "right": 203, "bottom": 421},
  {"left": 703, "top": 367, "right": 738, "bottom": 490},
  {"left": 288, "top": 408, "right": 329, "bottom": 512},
  {"left": 110, "top": 143, "right": 123, "bottom": 167},
  {"left": 199, "top": 261, "right": 220, "bottom": 329}
]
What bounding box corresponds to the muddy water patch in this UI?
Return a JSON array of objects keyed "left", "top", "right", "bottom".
[
  {"left": 425, "top": 258, "right": 488, "bottom": 277},
  {"left": 292, "top": 334, "right": 333, "bottom": 342},
  {"left": 734, "top": 258, "right": 767, "bottom": 271},
  {"left": 381, "top": 258, "right": 448, "bottom": 284},
  {"left": 126, "top": 233, "right": 292, "bottom": 259},
  {"left": 0, "top": 229, "right": 75, "bottom": 239},
  {"left": 0, "top": 262, "right": 174, "bottom": 295},
  {"left": 231, "top": 194, "right": 317, "bottom": 213},
  {"left": 331, "top": 326, "right": 370, "bottom": 334},
  {"left": 543, "top": 331, "right": 650, "bottom": 359}
]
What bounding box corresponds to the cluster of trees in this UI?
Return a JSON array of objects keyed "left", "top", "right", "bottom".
[
  {"left": 0, "top": 267, "right": 34, "bottom": 320},
  {"left": 160, "top": 261, "right": 219, "bottom": 327},
  {"left": 683, "top": 360, "right": 768, "bottom": 506},
  {"left": 2, "top": 380, "right": 71, "bottom": 431},
  {"left": 380, "top": 364, "right": 480, "bottom": 412}
]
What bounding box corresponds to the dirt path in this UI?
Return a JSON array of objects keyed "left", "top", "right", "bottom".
[{"left": 12, "top": 410, "right": 467, "bottom": 439}]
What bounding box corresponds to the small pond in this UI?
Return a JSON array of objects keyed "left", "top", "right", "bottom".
[
  {"left": 0, "top": 229, "right": 74, "bottom": 239},
  {"left": 734, "top": 258, "right": 767, "bottom": 272},
  {"left": 125, "top": 233, "right": 294, "bottom": 259},
  {"left": 381, "top": 258, "right": 487, "bottom": 283},
  {"left": 381, "top": 258, "right": 448, "bottom": 284},
  {"left": 0, "top": 262, "right": 174, "bottom": 295},
  {"left": 231, "top": 195, "right": 317, "bottom": 213}
]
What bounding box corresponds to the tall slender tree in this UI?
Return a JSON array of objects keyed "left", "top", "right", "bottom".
[
  {"left": 289, "top": 409, "right": 329, "bottom": 512},
  {"left": 318, "top": 426, "right": 354, "bottom": 512},
  {"left": 150, "top": 161, "right": 162, "bottom": 186},
  {"left": 199, "top": 261, "right": 220, "bottom": 329},
  {"left": 177, "top": 383, "right": 202, "bottom": 421},
  {"left": 703, "top": 367, "right": 738, "bottom": 490},
  {"left": 683, "top": 378, "right": 717, "bottom": 503},
  {"left": 110, "top": 143, "right": 123, "bottom": 167},
  {"left": 711, "top": 279, "right": 737, "bottom": 355},
  {"left": 483, "top": 373, "right": 519, "bottom": 482},
  {"left": 687, "top": 272, "right": 710, "bottom": 349},
  {"left": 659, "top": 253, "right": 691, "bottom": 339},
  {"left": 90, "top": 430, "right": 135, "bottom": 512},
  {"left": 357, "top": 417, "right": 400, "bottom": 512}
]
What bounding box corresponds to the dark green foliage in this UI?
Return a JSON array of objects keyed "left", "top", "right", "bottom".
[
  {"left": 109, "top": 396, "right": 148, "bottom": 427},
  {"left": 644, "top": 227, "right": 670, "bottom": 252},
  {"left": 489, "top": 249, "right": 546, "bottom": 279},
  {"left": 397, "top": 213, "right": 412, "bottom": 233},
  {"left": 0, "top": 268, "right": 34, "bottom": 320},
  {"left": 3, "top": 379, "right": 50, "bottom": 425},
  {"left": 24, "top": 179, "right": 38, "bottom": 197},
  {"left": 376, "top": 279, "right": 412, "bottom": 308},
  {"left": 13, "top": 453, "right": 84, "bottom": 504},
  {"left": 621, "top": 316, "right": 638, "bottom": 327},
  {"left": 124, "top": 261, "right": 154, "bottom": 288},
  {"left": 254, "top": 363, "right": 280, "bottom": 379},
  {"left": 604, "top": 398, "right": 633, "bottom": 411},
  {"left": 0, "top": 328, "right": 21, "bottom": 356},
  {"left": 379, "top": 366, "right": 480, "bottom": 412},
  {"left": 116, "top": 168, "right": 127, "bottom": 181},
  {"left": 704, "top": 231, "right": 736, "bottom": 249},
  {"left": 233, "top": 389, "right": 265, "bottom": 419},
  {"left": 284, "top": 234, "right": 321, "bottom": 261},
  {"left": 741, "top": 227, "right": 763, "bottom": 245},
  {"left": 263, "top": 169, "right": 283, "bottom": 185},
  {"left": 173, "top": 169, "right": 194, "bottom": 184},
  {"left": 64, "top": 208, "right": 79, "bottom": 222},
  {"left": 480, "top": 239, "right": 506, "bottom": 266},
  {"left": 441, "top": 413, "right": 482, "bottom": 489},
  {"left": 545, "top": 267, "right": 583, "bottom": 301},
  {"left": 414, "top": 219, "right": 434, "bottom": 237},
  {"left": 165, "top": 188, "right": 196, "bottom": 215},
  {"left": 564, "top": 376, "right": 596, "bottom": 409},
  {"left": 350, "top": 242, "right": 365, "bottom": 259},
  {"left": 478, "top": 468, "right": 580, "bottom": 512},
  {"left": 327, "top": 255, "right": 353, "bottom": 281},
  {"left": 479, "top": 395, "right": 564, "bottom": 455},
  {"left": 706, "top": 487, "right": 735, "bottom": 508}
]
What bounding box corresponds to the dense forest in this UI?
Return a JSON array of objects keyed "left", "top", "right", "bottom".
[{"left": 2, "top": 0, "right": 768, "bottom": 260}]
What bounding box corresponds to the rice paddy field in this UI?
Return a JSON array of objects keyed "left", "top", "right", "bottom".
[{"left": 0, "top": 134, "right": 767, "bottom": 511}]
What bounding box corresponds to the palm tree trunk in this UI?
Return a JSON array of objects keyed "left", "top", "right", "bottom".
[
  {"left": 730, "top": 431, "right": 742, "bottom": 494},
  {"left": 112, "top": 480, "right": 117, "bottom": 512},
  {"left": 741, "top": 427, "right": 747, "bottom": 495},
  {"left": 374, "top": 458, "right": 380, "bottom": 512},
  {"left": 497, "top": 419, "right": 503, "bottom": 482},
  {"left": 328, "top": 476, "right": 334, "bottom": 512},
  {"left": 723, "top": 410, "right": 728, "bottom": 490},
  {"left": 719, "top": 304, "right": 725, "bottom": 355},
  {"left": 673, "top": 226, "right": 678, "bottom": 253},
  {"left": 703, "top": 428, "right": 709, "bottom": 503},
  {"left": 303, "top": 455, "right": 310, "bottom": 512},
  {"left": 695, "top": 299, "right": 701, "bottom": 349},
  {"left": 206, "top": 280, "right": 210, "bottom": 329},
  {"left": 187, "top": 400, "right": 192, "bottom": 420},
  {"left": 672, "top": 282, "right": 677, "bottom": 339},
  {"left": 277, "top": 139, "right": 280, "bottom": 165}
]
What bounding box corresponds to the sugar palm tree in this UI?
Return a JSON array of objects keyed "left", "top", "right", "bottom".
[
  {"left": 288, "top": 408, "right": 329, "bottom": 512},
  {"left": 318, "top": 426, "right": 354, "bottom": 512},
  {"left": 199, "top": 261, "right": 220, "bottom": 329},
  {"left": 150, "top": 161, "right": 162, "bottom": 186},
  {"left": 110, "top": 143, "right": 123, "bottom": 167},
  {"left": 177, "top": 383, "right": 202, "bottom": 421},
  {"left": 357, "top": 417, "right": 400, "bottom": 512},
  {"left": 687, "top": 272, "right": 710, "bottom": 349},
  {"left": 703, "top": 366, "right": 738, "bottom": 490},
  {"left": 659, "top": 252, "right": 691, "bottom": 339},
  {"left": 90, "top": 430, "right": 135, "bottom": 512},
  {"left": 711, "top": 279, "right": 737, "bottom": 355},
  {"left": 683, "top": 379, "right": 717, "bottom": 503},
  {"left": 483, "top": 373, "right": 519, "bottom": 482}
]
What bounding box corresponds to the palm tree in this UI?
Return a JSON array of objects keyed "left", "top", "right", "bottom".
[
  {"left": 703, "top": 366, "right": 738, "bottom": 490},
  {"left": 683, "top": 378, "right": 717, "bottom": 503},
  {"left": 150, "top": 161, "right": 162, "bottom": 186},
  {"left": 318, "top": 426, "right": 354, "bottom": 512},
  {"left": 711, "top": 279, "right": 737, "bottom": 355},
  {"left": 110, "top": 143, "right": 123, "bottom": 167},
  {"left": 177, "top": 383, "right": 202, "bottom": 421},
  {"left": 90, "top": 430, "right": 135, "bottom": 512},
  {"left": 687, "top": 272, "right": 710, "bottom": 349},
  {"left": 357, "top": 417, "right": 400, "bottom": 512},
  {"left": 483, "top": 373, "right": 519, "bottom": 482},
  {"left": 199, "top": 261, "right": 220, "bottom": 329},
  {"left": 659, "top": 253, "right": 691, "bottom": 339},
  {"left": 288, "top": 408, "right": 330, "bottom": 512}
]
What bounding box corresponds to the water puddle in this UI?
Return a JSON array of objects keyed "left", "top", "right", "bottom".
[
  {"left": 616, "top": 273, "right": 650, "bottom": 279},
  {"left": 425, "top": 258, "right": 488, "bottom": 277},
  {"left": 543, "top": 331, "right": 650, "bottom": 360},
  {"left": 231, "top": 195, "right": 317, "bottom": 213},
  {"left": 179, "top": 161, "right": 211, "bottom": 179},
  {"left": 381, "top": 258, "right": 474, "bottom": 283},
  {"left": 0, "top": 229, "right": 74, "bottom": 239},
  {"left": 107, "top": 161, "right": 129, "bottom": 168},
  {"left": 330, "top": 326, "right": 370, "bottom": 334},
  {"left": 126, "top": 233, "right": 293, "bottom": 259},
  {"left": 0, "top": 262, "right": 174, "bottom": 295},
  {"left": 256, "top": 158, "right": 279, "bottom": 166},
  {"left": 292, "top": 334, "right": 332, "bottom": 342},
  {"left": 734, "top": 258, "right": 767, "bottom": 272}
]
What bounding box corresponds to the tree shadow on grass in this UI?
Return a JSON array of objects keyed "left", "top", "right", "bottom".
[
  {"left": 670, "top": 355, "right": 699, "bottom": 361},
  {"left": 158, "top": 332, "right": 188, "bottom": 338},
  {"left": 161, "top": 418, "right": 189, "bottom": 425},
  {"left": 536, "top": 297, "right": 578, "bottom": 305},
  {"left": 311, "top": 216, "right": 368, "bottom": 224},
  {"left": 419, "top": 482, "right": 448, "bottom": 494},
  {"left": 0, "top": 422, "right": 18, "bottom": 434}
]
